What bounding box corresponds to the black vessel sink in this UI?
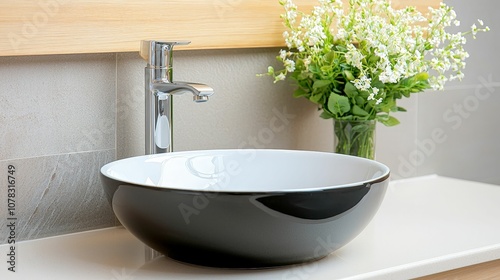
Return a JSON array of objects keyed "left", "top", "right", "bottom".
[{"left": 100, "top": 149, "right": 390, "bottom": 268}]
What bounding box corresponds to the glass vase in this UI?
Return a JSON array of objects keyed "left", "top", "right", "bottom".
[{"left": 333, "top": 119, "right": 376, "bottom": 160}]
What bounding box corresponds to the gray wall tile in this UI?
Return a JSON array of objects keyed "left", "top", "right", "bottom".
[
  {"left": 376, "top": 97, "right": 419, "bottom": 180},
  {"left": 116, "top": 53, "right": 146, "bottom": 159},
  {"left": 0, "top": 53, "right": 118, "bottom": 244},
  {"left": 416, "top": 87, "right": 500, "bottom": 184},
  {"left": 0, "top": 53, "right": 116, "bottom": 160},
  {"left": 0, "top": 150, "right": 117, "bottom": 243}
]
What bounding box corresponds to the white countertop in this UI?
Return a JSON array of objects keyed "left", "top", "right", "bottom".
[{"left": 2, "top": 175, "right": 500, "bottom": 280}]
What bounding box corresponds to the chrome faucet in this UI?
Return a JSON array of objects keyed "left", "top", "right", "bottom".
[{"left": 140, "top": 40, "right": 214, "bottom": 154}]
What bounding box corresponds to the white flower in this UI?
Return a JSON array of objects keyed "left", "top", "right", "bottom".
[
  {"left": 471, "top": 24, "right": 477, "bottom": 33},
  {"left": 284, "top": 59, "right": 296, "bottom": 72},
  {"left": 353, "top": 75, "right": 371, "bottom": 91},
  {"left": 274, "top": 73, "right": 286, "bottom": 83},
  {"left": 303, "top": 56, "right": 311, "bottom": 68},
  {"left": 279, "top": 49, "right": 288, "bottom": 60},
  {"left": 345, "top": 44, "right": 365, "bottom": 70}
]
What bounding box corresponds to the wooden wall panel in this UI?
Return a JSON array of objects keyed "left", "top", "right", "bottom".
[{"left": 0, "top": 0, "right": 440, "bottom": 56}]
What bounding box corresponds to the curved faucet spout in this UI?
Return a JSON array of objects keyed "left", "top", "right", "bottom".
[{"left": 152, "top": 82, "right": 214, "bottom": 102}]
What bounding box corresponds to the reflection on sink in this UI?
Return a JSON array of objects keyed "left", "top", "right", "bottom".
[{"left": 100, "top": 149, "right": 390, "bottom": 268}]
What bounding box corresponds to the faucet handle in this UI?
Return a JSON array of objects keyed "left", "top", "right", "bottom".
[{"left": 140, "top": 40, "right": 190, "bottom": 68}]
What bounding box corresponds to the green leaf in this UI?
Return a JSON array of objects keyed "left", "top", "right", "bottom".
[
  {"left": 351, "top": 124, "right": 370, "bottom": 133},
  {"left": 293, "top": 88, "right": 308, "bottom": 98},
  {"left": 368, "top": 55, "right": 380, "bottom": 64},
  {"left": 320, "top": 110, "right": 334, "bottom": 119},
  {"left": 320, "top": 66, "right": 331, "bottom": 73},
  {"left": 414, "top": 72, "right": 429, "bottom": 81},
  {"left": 309, "top": 93, "right": 323, "bottom": 104},
  {"left": 352, "top": 105, "right": 369, "bottom": 117},
  {"left": 343, "top": 70, "right": 355, "bottom": 81},
  {"left": 372, "top": 80, "right": 385, "bottom": 89},
  {"left": 359, "top": 89, "right": 370, "bottom": 99},
  {"left": 344, "top": 82, "right": 358, "bottom": 98},
  {"left": 355, "top": 96, "right": 366, "bottom": 106},
  {"left": 397, "top": 106, "right": 407, "bottom": 112},
  {"left": 313, "top": 80, "right": 331, "bottom": 89},
  {"left": 335, "top": 45, "right": 347, "bottom": 52},
  {"left": 328, "top": 92, "right": 350, "bottom": 116},
  {"left": 308, "top": 63, "right": 320, "bottom": 73},
  {"left": 296, "top": 72, "right": 310, "bottom": 81},
  {"left": 324, "top": 51, "right": 336, "bottom": 64},
  {"left": 378, "top": 98, "right": 395, "bottom": 113},
  {"left": 378, "top": 115, "right": 400, "bottom": 127}
]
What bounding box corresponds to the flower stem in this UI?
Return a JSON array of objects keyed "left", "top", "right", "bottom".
[{"left": 333, "top": 119, "right": 376, "bottom": 159}]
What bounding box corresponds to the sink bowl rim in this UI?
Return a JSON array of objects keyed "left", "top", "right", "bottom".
[{"left": 100, "top": 149, "right": 390, "bottom": 194}]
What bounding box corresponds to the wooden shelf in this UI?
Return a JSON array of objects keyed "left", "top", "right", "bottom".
[
  {"left": 416, "top": 259, "right": 500, "bottom": 280},
  {"left": 0, "top": 0, "right": 439, "bottom": 56}
]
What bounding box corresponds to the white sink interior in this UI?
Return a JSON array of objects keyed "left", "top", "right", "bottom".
[{"left": 101, "top": 149, "right": 390, "bottom": 192}]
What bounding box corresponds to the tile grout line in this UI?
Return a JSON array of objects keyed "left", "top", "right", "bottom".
[
  {"left": 114, "top": 52, "right": 119, "bottom": 161},
  {"left": 0, "top": 149, "right": 116, "bottom": 163},
  {"left": 440, "top": 82, "right": 500, "bottom": 92}
]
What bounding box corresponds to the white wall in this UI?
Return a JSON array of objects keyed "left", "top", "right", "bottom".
[{"left": 0, "top": 0, "right": 498, "bottom": 243}]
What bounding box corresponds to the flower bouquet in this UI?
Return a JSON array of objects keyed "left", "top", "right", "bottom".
[{"left": 264, "top": 0, "right": 488, "bottom": 158}]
